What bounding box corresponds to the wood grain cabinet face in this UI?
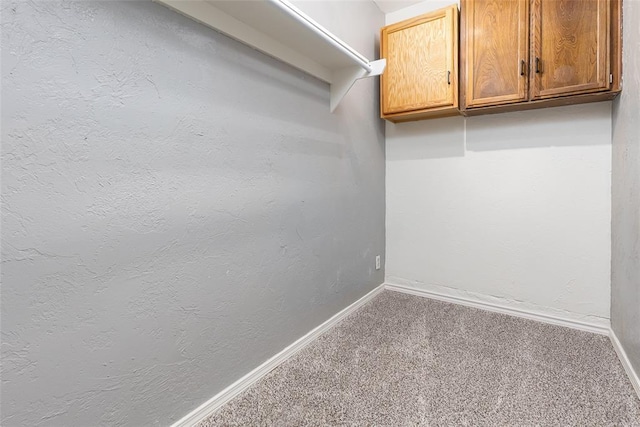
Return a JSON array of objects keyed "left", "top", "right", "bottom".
[
  {"left": 531, "top": 0, "right": 610, "bottom": 99},
  {"left": 461, "top": 0, "right": 621, "bottom": 115},
  {"left": 381, "top": 5, "right": 459, "bottom": 122},
  {"left": 463, "top": 0, "right": 529, "bottom": 108}
]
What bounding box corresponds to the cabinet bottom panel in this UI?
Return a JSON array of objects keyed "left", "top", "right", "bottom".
[
  {"left": 463, "top": 90, "right": 619, "bottom": 117},
  {"left": 382, "top": 105, "right": 461, "bottom": 122}
]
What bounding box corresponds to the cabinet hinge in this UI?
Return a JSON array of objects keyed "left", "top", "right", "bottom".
[{"left": 610, "top": 74, "right": 613, "bottom": 84}]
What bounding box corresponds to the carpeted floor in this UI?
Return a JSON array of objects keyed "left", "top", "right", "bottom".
[{"left": 199, "top": 290, "right": 640, "bottom": 426}]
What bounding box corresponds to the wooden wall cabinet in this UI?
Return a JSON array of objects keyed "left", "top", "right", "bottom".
[
  {"left": 380, "top": 5, "right": 460, "bottom": 123},
  {"left": 461, "top": 0, "right": 621, "bottom": 115}
]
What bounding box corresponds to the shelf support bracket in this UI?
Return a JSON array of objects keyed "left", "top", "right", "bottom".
[{"left": 330, "top": 59, "right": 386, "bottom": 113}]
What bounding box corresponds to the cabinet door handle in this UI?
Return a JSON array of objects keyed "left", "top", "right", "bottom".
[
  {"left": 520, "top": 60, "right": 526, "bottom": 76},
  {"left": 447, "top": 70, "right": 451, "bottom": 85},
  {"left": 535, "top": 57, "right": 541, "bottom": 74}
]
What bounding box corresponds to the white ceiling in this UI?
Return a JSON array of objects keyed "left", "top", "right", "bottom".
[{"left": 373, "top": 0, "right": 424, "bottom": 13}]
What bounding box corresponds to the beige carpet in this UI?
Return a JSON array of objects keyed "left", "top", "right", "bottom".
[{"left": 199, "top": 290, "right": 640, "bottom": 426}]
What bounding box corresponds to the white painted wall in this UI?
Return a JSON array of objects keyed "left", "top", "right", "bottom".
[
  {"left": 385, "top": 1, "right": 612, "bottom": 326},
  {"left": 611, "top": 0, "right": 640, "bottom": 376},
  {"left": 1, "top": 1, "right": 385, "bottom": 425}
]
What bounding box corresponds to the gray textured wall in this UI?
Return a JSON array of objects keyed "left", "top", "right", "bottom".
[
  {"left": 0, "top": 1, "right": 385, "bottom": 425},
  {"left": 612, "top": 0, "right": 640, "bottom": 377}
]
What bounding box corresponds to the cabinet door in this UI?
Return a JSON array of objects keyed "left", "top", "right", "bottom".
[
  {"left": 531, "top": 0, "right": 610, "bottom": 99},
  {"left": 381, "top": 6, "right": 458, "bottom": 116},
  {"left": 462, "top": 0, "right": 529, "bottom": 108}
]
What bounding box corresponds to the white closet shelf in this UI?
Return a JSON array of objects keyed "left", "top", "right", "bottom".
[{"left": 155, "top": 0, "right": 386, "bottom": 112}]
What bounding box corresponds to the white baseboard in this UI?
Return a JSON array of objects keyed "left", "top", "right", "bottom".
[
  {"left": 384, "top": 282, "right": 610, "bottom": 335},
  {"left": 610, "top": 329, "right": 640, "bottom": 400},
  {"left": 171, "top": 284, "right": 385, "bottom": 427}
]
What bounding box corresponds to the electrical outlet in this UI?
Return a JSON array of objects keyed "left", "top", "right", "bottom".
[{"left": 375, "top": 255, "right": 381, "bottom": 270}]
